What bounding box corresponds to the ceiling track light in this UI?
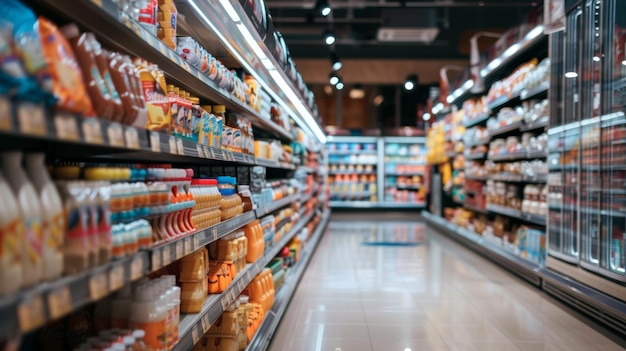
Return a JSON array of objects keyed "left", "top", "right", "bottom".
[
  {"left": 316, "top": 0, "right": 332, "bottom": 17},
  {"left": 323, "top": 29, "right": 336, "bottom": 46},
  {"left": 329, "top": 72, "right": 340, "bottom": 85},
  {"left": 330, "top": 52, "right": 342, "bottom": 71},
  {"left": 336, "top": 81, "right": 345, "bottom": 90},
  {"left": 404, "top": 74, "right": 418, "bottom": 91}
]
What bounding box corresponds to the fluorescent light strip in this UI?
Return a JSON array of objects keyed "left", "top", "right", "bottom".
[
  {"left": 503, "top": 43, "right": 521, "bottom": 58},
  {"left": 525, "top": 25, "right": 544, "bottom": 40},
  {"left": 462, "top": 79, "right": 474, "bottom": 90},
  {"left": 218, "top": 0, "right": 241, "bottom": 22},
  {"left": 189, "top": 0, "right": 326, "bottom": 143},
  {"left": 237, "top": 23, "right": 268, "bottom": 60},
  {"left": 446, "top": 95, "right": 454, "bottom": 103}
]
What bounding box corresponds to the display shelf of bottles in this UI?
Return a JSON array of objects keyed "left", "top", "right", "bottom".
[
  {"left": 245, "top": 209, "right": 329, "bottom": 351},
  {"left": 173, "top": 207, "right": 317, "bottom": 351},
  {"left": 36, "top": 0, "right": 296, "bottom": 142},
  {"left": 490, "top": 173, "right": 548, "bottom": 183}
]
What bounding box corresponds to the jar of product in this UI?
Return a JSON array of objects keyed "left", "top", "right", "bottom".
[
  {"left": 238, "top": 185, "right": 253, "bottom": 212},
  {"left": 217, "top": 176, "right": 242, "bottom": 220}
]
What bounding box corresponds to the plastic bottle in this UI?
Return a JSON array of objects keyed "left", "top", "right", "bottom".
[
  {"left": 2, "top": 152, "right": 43, "bottom": 287},
  {"left": 26, "top": 154, "right": 63, "bottom": 280},
  {"left": 128, "top": 286, "right": 167, "bottom": 351},
  {"left": 0, "top": 170, "right": 23, "bottom": 295}
]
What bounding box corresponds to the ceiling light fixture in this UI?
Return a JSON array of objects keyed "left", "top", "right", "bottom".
[
  {"left": 404, "top": 74, "right": 418, "bottom": 91},
  {"left": 422, "top": 113, "right": 431, "bottom": 121},
  {"left": 336, "top": 81, "right": 345, "bottom": 90},
  {"left": 349, "top": 84, "right": 365, "bottom": 99},
  {"left": 565, "top": 71, "right": 578, "bottom": 78},
  {"left": 330, "top": 52, "right": 342, "bottom": 71},
  {"left": 316, "top": 0, "right": 332, "bottom": 17},
  {"left": 324, "top": 30, "right": 336, "bottom": 45},
  {"left": 329, "top": 72, "right": 340, "bottom": 85}
]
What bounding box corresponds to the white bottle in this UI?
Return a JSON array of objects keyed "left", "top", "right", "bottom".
[
  {"left": 0, "top": 170, "right": 23, "bottom": 295},
  {"left": 2, "top": 152, "right": 43, "bottom": 287},
  {"left": 129, "top": 286, "right": 167, "bottom": 351},
  {"left": 25, "top": 153, "right": 64, "bottom": 280},
  {"left": 167, "top": 275, "right": 181, "bottom": 345}
]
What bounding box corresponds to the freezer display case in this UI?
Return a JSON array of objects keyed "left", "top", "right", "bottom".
[
  {"left": 549, "top": 0, "right": 626, "bottom": 280},
  {"left": 383, "top": 137, "right": 428, "bottom": 207}
]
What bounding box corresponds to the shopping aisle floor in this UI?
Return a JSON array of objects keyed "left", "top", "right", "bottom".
[{"left": 268, "top": 213, "right": 626, "bottom": 351}]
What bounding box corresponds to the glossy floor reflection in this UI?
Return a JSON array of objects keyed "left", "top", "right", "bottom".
[{"left": 268, "top": 214, "right": 626, "bottom": 351}]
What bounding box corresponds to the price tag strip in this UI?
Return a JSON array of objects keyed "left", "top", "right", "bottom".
[
  {"left": 17, "top": 292, "right": 45, "bottom": 332},
  {"left": 130, "top": 255, "right": 144, "bottom": 281},
  {"left": 54, "top": 113, "right": 79, "bottom": 141},
  {"left": 107, "top": 123, "right": 125, "bottom": 147},
  {"left": 108, "top": 263, "right": 125, "bottom": 292},
  {"left": 150, "top": 132, "right": 161, "bottom": 152},
  {"left": 89, "top": 270, "right": 109, "bottom": 300},
  {"left": 83, "top": 119, "right": 104, "bottom": 144},
  {"left": 124, "top": 126, "right": 140, "bottom": 149},
  {"left": 17, "top": 102, "right": 46, "bottom": 136},
  {"left": 47, "top": 286, "right": 72, "bottom": 320}
]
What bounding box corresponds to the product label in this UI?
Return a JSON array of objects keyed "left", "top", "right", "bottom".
[
  {"left": 45, "top": 213, "right": 65, "bottom": 252},
  {"left": 129, "top": 319, "right": 166, "bottom": 351},
  {"left": 92, "top": 66, "right": 111, "bottom": 98},
  {"left": 103, "top": 71, "right": 120, "bottom": 101},
  {"left": 0, "top": 218, "right": 23, "bottom": 263},
  {"left": 24, "top": 217, "right": 42, "bottom": 264},
  {"left": 66, "top": 206, "right": 89, "bottom": 239},
  {"left": 166, "top": 307, "right": 175, "bottom": 348}
]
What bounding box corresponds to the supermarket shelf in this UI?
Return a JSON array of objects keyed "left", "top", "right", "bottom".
[
  {"left": 0, "top": 252, "right": 149, "bottom": 339},
  {"left": 256, "top": 193, "right": 301, "bottom": 217},
  {"left": 521, "top": 119, "right": 550, "bottom": 132},
  {"left": 328, "top": 171, "right": 377, "bottom": 175},
  {"left": 466, "top": 175, "right": 489, "bottom": 181},
  {"left": 465, "top": 136, "right": 491, "bottom": 148},
  {"left": 488, "top": 89, "right": 523, "bottom": 112},
  {"left": 486, "top": 204, "right": 547, "bottom": 226},
  {"left": 329, "top": 201, "right": 378, "bottom": 208},
  {"left": 173, "top": 209, "right": 316, "bottom": 351},
  {"left": 328, "top": 161, "right": 378, "bottom": 165},
  {"left": 0, "top": 110, "right": 302, "bottom": 171},
  {"left": 464, "top": 114, "right": 491, "bottom": 128},
  {"left": 36, "top": 0, "right": 294, "bottom": 142},
  {"left": 464, "top": 203, "right": 489, "bottom": 214},
  {"left": 328, "top": 150, "right": 377, "bottom": 155},
  {"left": 465, "top": 152, "right": 487, "bottom": 160},
  {"left": 385, "top": 171, "right": 426, "bottom": 176},
  {"left": 521, "top": 81, "right": 550, "bottom": 100},
  {"left": 491, "top": 173, "right": 548, "bottom": 183},
  {"left": 422, "top": 211, "right": 543, "bottom": 286},
  {"left": 488, "top": 150, "right": 547, "bottom": 161},
  {"left": 150, "top": 211, "right": 257, "bottom": 273},
  {"left": 387, "top": 184, "right": 423, "bottom": 190},
  {"left": 245, "top": 210, "right": 330, "bottom": 351},
  {"left": 480, "top": 30, "right": 548, "bottom": 81},
  {"left": 380, "top": 202, "right": 427, "bottom": 208},
  {"left": 488, "top": 121, "right": 524, "bottom": 138}
]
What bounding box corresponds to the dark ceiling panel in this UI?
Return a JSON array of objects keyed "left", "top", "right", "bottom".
[{"left": 266, "top": 0, "right": 541, "bottom": 59}]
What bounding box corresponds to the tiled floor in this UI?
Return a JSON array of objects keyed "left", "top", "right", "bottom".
[{"left": 268, "top": 214, "right": 626, "bottom": 351}]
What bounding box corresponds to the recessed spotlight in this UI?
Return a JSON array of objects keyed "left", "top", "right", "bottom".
[
  {"left": 373, "top": 95, "right": 384, "bottom": 106},
  {"left": 316, "top": 0, "right": 332, "bottom": 17},
  {"left": 622, "top": 60, "right": 626, "bottom": 66},
  {"left": 565, "top": 71, "right": 578, "bottom": 78},
  {"left": 423, "top": 113, "right": 431, "bottom": 121},
  {"left": 336, "top": 81, "right": 344, "bottom": 90},
  {"left": 330, "top": 52, "right": 343, "bottom": 71},
  {"left": 404, "top": 74, "right": 418, "bottom": 91},
  {"left": 324, "top": 30, "right": 336, "bottom": 45},
  {"left": 329, "top": 72, "right": 340, "bottom": 85}
]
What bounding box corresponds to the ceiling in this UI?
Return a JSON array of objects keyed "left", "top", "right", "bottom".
[{"left": 265, "top": 0, "right": 540, "bottom": 60}]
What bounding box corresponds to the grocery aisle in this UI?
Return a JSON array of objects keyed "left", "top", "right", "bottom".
[{"left": 268, "top": 213, "right": 626, "bottom": 351}]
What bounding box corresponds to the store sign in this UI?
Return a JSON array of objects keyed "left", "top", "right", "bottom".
[{"left": 544, "top": 0, "right": 565, "bottom": 34}]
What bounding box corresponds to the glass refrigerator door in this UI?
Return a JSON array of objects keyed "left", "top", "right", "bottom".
[
  {"left": 548, "top": 6, "right": 582, "bottom": 263},
  {"left": 597, "top": 0, "right": 626, "bottom": 280},
  {"left": 579, "top": 0, "right": 603, "bottom": 271}
]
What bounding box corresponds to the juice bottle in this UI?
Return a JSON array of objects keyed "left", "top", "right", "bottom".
[
  {"left": 128, "top": 286, "right": 167, "bottom": 351},
  {"left": 0, "top": 170, "right": 23, "bottom": 295},
  {"left": 2, "top": 152, "right": 43, "bottom": 287},
  {"left": 25, "top": 153, "right": 64, "bottom": 280}
]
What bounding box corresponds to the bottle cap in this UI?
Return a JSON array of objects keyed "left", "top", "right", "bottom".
[{"left": 214, "top": 105, "right": 226, "bottom": 113}]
